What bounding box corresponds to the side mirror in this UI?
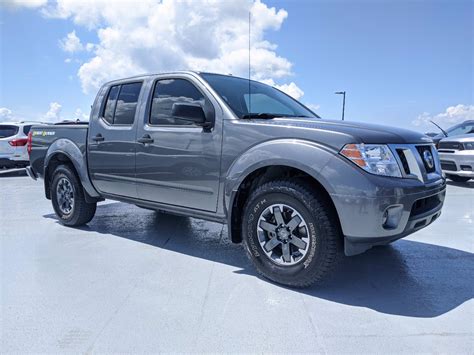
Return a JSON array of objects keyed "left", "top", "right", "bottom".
[{"left": 171, "top": 103, "right": 206, "bottom": 125}]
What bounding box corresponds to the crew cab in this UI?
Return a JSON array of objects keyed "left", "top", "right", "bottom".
[{"left": 28, "top": 72, "right": 446, "bottom": 287}]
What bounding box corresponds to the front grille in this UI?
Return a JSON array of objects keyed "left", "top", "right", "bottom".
[
  {"left": 416, "top": 145, "right": 436, "bottom": 173},
  {"left": 438, "top": 141, "right": 463, "bottom": 150},
  {"left": 440, "top": 160, "right": 457, "bottom": 171},
  {"left": 396, "top": 149, "right": 410, "bottom": 174},
  {"left": 411, "top": 194, "right": 442, "bottom": 217}
]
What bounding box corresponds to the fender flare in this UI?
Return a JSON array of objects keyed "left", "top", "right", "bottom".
[
  {"left": 223, "top": 139, "right": 340, "bottom": 239},
  {"left": 44, "top": 138, "right": 100, "bottom": 199}
]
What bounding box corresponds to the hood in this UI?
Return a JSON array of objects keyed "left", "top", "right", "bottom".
[
  {"left": 440, "top": 134, "right": 474, "bottom": 143},
  {"left": 260, "top": 118, "right": 432, "bottom": 145}
]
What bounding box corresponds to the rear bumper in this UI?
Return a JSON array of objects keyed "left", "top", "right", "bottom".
[
  {"left": 0, "top": 158, "right": 29, "bottom": 169},
  {"left": 331, "top": 177, "right": 446, "bottom": 256}
]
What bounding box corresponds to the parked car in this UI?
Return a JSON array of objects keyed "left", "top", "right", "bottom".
[
  {"left": 27, "top": 72, "right": 446, "bottom": 287},
  {"left": 431, "top": 120, "right": 474, "bottom": 146},
  {"left": 0, "top": 121, "right": 38, "bottom": 169},
  {"left": 438, "top": 135, "right": 474, "bottom": 182}
]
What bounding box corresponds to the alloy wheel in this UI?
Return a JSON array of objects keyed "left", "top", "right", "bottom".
[
  {"left": 257, "top": 203, "right": 310, "bottom": 266},
  {"left": 56, "top": 177, "right": 74, "bottom": 215}
]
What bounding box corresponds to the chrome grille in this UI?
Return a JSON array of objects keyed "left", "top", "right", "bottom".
[{"left": 416, "top": 145, "right": 436, "bottom": 173}]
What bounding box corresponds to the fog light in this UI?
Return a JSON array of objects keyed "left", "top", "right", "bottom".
[{"left": 382, "top": 205, "right": 404, "bottom": 229}]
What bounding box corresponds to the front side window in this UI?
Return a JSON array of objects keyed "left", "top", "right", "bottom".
[
  {"left": 102, "top": 82, "right": 142, "bottom": 125},
  {"left": 201, "top": 73, "right": 317, "bottom": 119},
  {"left": 150, "top": 79, "right": 206, "bottom": 126}
]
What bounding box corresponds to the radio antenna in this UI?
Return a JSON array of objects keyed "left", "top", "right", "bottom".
[{"left": 248, "top": 10, "right": 251, "bottom": 114}]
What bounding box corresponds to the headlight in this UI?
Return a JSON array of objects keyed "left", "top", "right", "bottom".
[
  {"left": 463, "top": 142, "right": 474, "bottom": 150},
  {"left": 340, "top": 144, "right": 402, "bottom": 177}
]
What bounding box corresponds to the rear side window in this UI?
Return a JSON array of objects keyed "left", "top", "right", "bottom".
[
  {"left": 0, "top": 125, "right": 19, "bottom": 138},
  {"left": 103, "top": 85, "right": 120, "bottom": 124},
  {"left": 114, "top": 83, "right": 142, "bottom": 125},
  {"left": 102, "top": 82, "right": 142, "bottom": 125},
  {"left": 23, "top": 125, "right": 33, "bottom": 135},
  {"left": 150, "top": 79, "right": 206, "bottom": 126}
]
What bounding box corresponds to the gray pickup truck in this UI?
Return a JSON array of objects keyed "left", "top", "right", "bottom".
[{"left": 28, "top": 71, "right": 446, "bottom": 287}]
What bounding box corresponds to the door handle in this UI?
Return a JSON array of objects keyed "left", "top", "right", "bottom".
[
  {"left": 137, "top": 135, "right": 154, "bottom": 144},
  {"left": 92, "top": 134, "right": 105, "bottom": 142}
]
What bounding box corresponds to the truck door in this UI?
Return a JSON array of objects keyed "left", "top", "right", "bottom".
[
  {"left": 135, "top": 76, "right": 222, "bottom": 212},
  {"left": 88, "top": 81, "right": 143, "bottom": 198}
]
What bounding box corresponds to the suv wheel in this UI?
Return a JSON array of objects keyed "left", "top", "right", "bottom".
[
  {"left": 447, "top": 174, "right": 471, "bottom": 183},
  {"left": 51, "top": 165, "right": 96, "bottom": 226},
  {"left": 242, "top": 180, "right": 342, "bottom": 288}
]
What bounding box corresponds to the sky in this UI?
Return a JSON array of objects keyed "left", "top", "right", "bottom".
[{"left": 0, "top": 0, "right": 472, "bottom": 133}]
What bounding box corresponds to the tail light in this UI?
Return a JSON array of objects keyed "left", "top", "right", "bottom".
[
  {"left": 9, "top": 138, "right": 28, "bottom": 146},
  {"left": 27, "top": 132, "right": 33, "bottom": 155}
]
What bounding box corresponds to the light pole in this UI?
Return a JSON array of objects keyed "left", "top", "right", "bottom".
[{"left": 335, "top": 91, "right": 346, "bottom": 121}]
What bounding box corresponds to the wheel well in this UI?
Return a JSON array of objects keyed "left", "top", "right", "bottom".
[
  {"left": 44, "top": 153, "right": 77, "bottom": 199},
  {"left": 229, "top": 165, "right": 340, "bottom": 243}
]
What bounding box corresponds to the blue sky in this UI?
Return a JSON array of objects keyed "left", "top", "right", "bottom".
[{"left": 0, "top": 0, "right": 472, "bottom": 132}]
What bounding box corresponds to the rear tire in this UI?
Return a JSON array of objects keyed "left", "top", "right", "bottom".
[
  {"left": 447, "top": 175, "right": 471, "bottom": 183},
  {"left": 51, "top": 165, "right": 96, "bottom": 226},
  {"left": 242, "top": 180, "right": 342, "bottom": 288}
]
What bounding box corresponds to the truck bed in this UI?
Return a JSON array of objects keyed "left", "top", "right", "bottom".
[{"left": 29, "top": 123, "right": 89, "bottom": 179}]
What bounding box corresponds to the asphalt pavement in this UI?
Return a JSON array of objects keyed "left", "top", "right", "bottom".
[{"left": 1, "top": 173, "right": 473, "bottom": 353}]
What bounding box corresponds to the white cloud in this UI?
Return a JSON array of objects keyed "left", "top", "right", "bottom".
[
  {"left": 59, "top": 30, "right": 83, "bottom": 53},
  {"left": 413, "top": 104, "right": 474, "bottom": 129},
  {"left": 73, "top": 108, "right": 89, "bottom": 121},
  {"left": 43, "top": 102, "right": 62, "bottom": 122},
  {"left": 41, "top": 0, "right": 302, "bottom": 97},
  {"left": 260, "top": 79, "right": 304, "bottom": 100},
  {"left": 2, "top": 0, "right": 47, "bottom": 9},
  {"left": 0, "top": 107, "right": 13, "bottom": 122},
  {"left": 275, "top": 82, "right": 304, "bottom": 100},
  {"left": 85, "top": 43, "right": 95, "bottom": 51},
  {"left": 305, "top": 103, "right": 321, "bottom": 112}
]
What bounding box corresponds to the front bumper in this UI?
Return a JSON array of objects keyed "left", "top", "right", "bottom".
[
  {"left": 439, "top": 150, "right": 474, "bottom": 178},
  {"left": 331, "top": 177, "right": 446, "bottom": 256}
]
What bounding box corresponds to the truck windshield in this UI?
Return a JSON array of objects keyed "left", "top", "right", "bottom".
[{"left": 200, "top": 73, "right": 318, "bottom": 119}]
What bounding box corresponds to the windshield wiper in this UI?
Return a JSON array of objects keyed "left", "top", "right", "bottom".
[
  {"left": 241, "top": 113, "right": 280, "bottom": 119},
  {"left": 241, "top": 113, "right": 313, "bottom": 119}
]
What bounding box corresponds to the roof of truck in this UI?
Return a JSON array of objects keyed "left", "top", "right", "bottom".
[{"left": 103, "top": 71, "right": 251, "bottom": 86}]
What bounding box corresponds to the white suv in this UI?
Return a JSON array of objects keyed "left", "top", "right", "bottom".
[{"left": 0, "top": 122, "right": 37, "bottom": 169}]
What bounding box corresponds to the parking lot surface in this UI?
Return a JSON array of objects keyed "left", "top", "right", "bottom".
[{"left": 1, "top": 173, "right": 473, "bottom": 353}]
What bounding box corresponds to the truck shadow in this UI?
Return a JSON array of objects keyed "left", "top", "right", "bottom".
[
  {"left": 44, "top": 202, "right": 473, "bottom": 319},
  {"left": 0, "top": 168, "right": 27, "bottom": 178},
  {"left": 446, "top": 180, "right": 474, "bottom": 189}
]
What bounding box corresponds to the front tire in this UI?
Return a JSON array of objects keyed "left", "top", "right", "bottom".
[
  {"left": 242, "top": 180, "right": 342, "bottom": 288},
  {"left": 51, "top": 165, "right": 96, "bottom": 226},
  {"left": 447, "top": 175, "right": 471, "bottom": 183}
]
